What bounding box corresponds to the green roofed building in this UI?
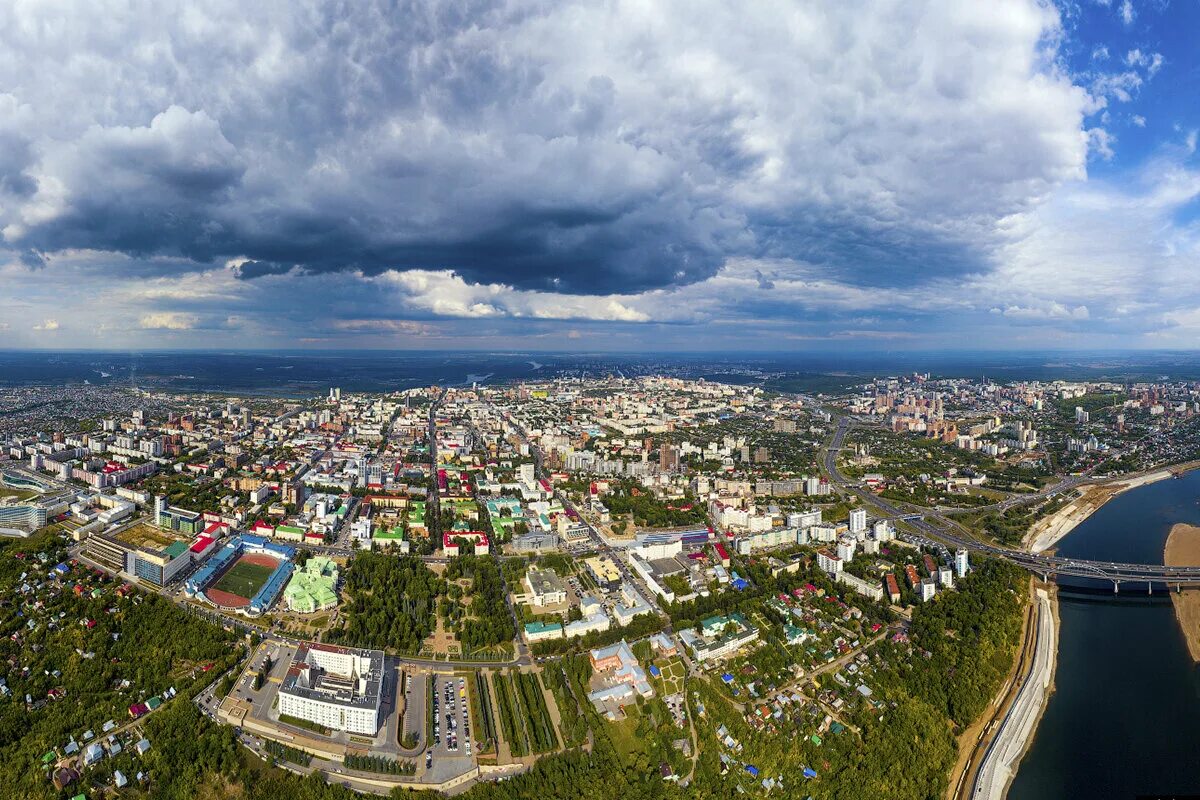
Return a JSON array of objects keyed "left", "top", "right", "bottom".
[
  {"left": 163, "top": 541, "right": 189, "bottom": 560},
  {"left": 282, "top": 556, "right": 340, "bottom": 613},
  {"left": 371, "top": 524, "right": 409, "bottom": 553}
]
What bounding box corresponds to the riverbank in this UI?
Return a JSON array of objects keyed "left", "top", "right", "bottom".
[
  {"left": 1026, "top": 469, "right": 1181, "bottom": 553},
  {"left": 973, "top": 587, "right": 1058, "bottom": 800},
  {"left": 947, "top": 578, "right": 1038, "bottom": 800},
  {"left": 1165, "top": 523, "right": 1200, "bottom": 663}
]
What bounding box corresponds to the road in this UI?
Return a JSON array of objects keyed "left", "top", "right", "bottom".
[
  {"left": 971, "top": 587, "right": 1055, "bottom": 800},
  {"left": 821, "top": 416, "right": 1200, "bottom": 587}
]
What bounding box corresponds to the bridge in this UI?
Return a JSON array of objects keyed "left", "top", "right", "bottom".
[{"left": 823, "top": 415, "right": 1200, "bottom": 593}]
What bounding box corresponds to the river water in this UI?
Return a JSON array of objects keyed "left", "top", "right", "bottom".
[{"left": 1009, "top": 470, "right": 1200, "bottom": 799}]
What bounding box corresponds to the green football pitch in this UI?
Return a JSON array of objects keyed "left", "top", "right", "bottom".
[{"left": 210, "top": 560, "right": 275, "bottom": 600}]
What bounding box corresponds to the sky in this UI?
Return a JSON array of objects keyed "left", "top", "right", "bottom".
[{"left": 1, "top": 0, "right": 1199, "bottom": 352}]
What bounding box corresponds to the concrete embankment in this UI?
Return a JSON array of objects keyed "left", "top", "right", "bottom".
[
  {"left": 1165, "top": 523, "right": 1200, "bottom": 663},
  {"left": 973, "top": 588, "right": 1057, "bottom": 800}
]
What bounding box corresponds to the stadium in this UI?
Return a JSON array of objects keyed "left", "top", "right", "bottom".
[{"left": 185, "top": 534, "right": 295, "bottom": 616}]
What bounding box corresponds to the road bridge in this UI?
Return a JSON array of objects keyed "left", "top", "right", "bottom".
[{"left": 823, "top": 416, "right": 1200, "bottom": 593}]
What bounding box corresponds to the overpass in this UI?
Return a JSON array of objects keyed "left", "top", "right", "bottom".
[{"left": 823, "top": 416, "right": 1200, "bottom": 593}]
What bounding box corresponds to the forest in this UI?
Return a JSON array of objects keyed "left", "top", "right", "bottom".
[
  {"left": 0, "top": 532, "right": 243, "bottom": 799},
  {"left": 326, "top": 553, "right": 445, "bottom": 653},
  {"left": 444, "top": 555, "right": 516, "bottom": 651}
]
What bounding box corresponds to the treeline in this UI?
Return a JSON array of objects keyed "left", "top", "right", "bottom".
[
  {"left": 542, "top": 663, "right": 587, "bottom": 748},
  {"left": 344, "top": 752, "right": 415, "bottom": 775},
  {"left": 473, "top": 671, "right": 498, "bottom": 752},
  {"left": 513, "top": 671, "right": 557, "bottom": 754},
  {"left": 266, "top": 738, "right": 312, "bottom": 766},
  {"left": 327, "top": 553, "right": 444, "bottom": 653},
  {"left": 492, "top": 671, "right": 527, "bottom": 757}
]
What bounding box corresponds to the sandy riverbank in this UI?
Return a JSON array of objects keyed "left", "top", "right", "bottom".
[
  {"left": 1026, "top": 470, "right": 1178, "bottom": 553},
  {"left": 1165, "top": 523, "right": 1200, "bottom": 663}
]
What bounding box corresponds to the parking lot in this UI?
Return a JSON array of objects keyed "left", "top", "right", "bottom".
[
  {"left": 425, "top": 673, "right": 476, "bottom": 782},
  {"left": 225, "top": 643, "right": 407, "bottom": 756},
  {"left": 401, "top": 670, "right": 426, "bottom": 752}
]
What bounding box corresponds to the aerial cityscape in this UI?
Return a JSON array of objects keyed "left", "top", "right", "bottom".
[{"left": 2, "top": 1, "right": 1200, "bottom": 799}]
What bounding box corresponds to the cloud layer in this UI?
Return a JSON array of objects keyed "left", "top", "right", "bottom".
[{"left": 0, "top": 0, "right": 1192, "bottom": 350}]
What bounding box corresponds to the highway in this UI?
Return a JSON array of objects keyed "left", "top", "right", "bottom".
[
  {"left": 822, "top": 416, "right": 1200, "bottom": 589},
  {"left": 971, "top": 587, "right": 1056, "bottom": 799}
]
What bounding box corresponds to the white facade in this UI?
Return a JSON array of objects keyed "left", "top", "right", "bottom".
[
  {"left": 955, "top": 549, "right": 970, "bottom": 578},
  {"left": 277, "top": 645, "right": 382, "bottom": 736},
  {"left": 849, "top": 509, "right": 867, "bottom": 534},
  {"left": 817, "top": 550, "right": 843, "bottom": 575}
]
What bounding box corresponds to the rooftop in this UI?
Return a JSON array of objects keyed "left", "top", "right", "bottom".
[{"left": 279, "top": 642, "right": 383, "bottom": 710}]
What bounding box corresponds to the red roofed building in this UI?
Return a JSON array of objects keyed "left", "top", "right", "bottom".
[
  {"left": 190, "top": 536, "right": 217, "bottom": 559},
  {"left": 442, "top": 531, "right": 489, "bottom": 557},
  {"left": 904, "top": 564, "right": 921, "bottom": 589},
  {"left": 714, "top": 542, "right": 730, "bottom": 567},
  {"left": 884, "top": 573, "right": 901, "bottom": 604}
]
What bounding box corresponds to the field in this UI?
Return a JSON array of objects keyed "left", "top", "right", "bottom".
[{"left": 208, "top": 555, "right": 279, "bottom": 604}]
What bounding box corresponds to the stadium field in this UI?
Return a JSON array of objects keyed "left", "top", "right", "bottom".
[{"left": 209, "top": 556, "right": 278, "bottom": 601}]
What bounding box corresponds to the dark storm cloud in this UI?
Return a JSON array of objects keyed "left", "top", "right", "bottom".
[
  {"left": 0, "top": 1, "right": 1092, "bottom": 300},
  {"left": 232, "top": 261, "right": 295, "bottom": 280}
]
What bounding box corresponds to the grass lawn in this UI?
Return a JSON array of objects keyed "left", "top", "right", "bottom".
[
  {"left": 654, "top": 658, "right": 686, "bottom": 694},
  {"left": 604, "top": 706, "right": 643, "bottom": 760},
  {"left": 212, "top": 561, "right": 275, "bottom": 599}
]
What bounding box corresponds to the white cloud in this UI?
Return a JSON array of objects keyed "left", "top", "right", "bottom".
[
  {"left": 332, "top": 320, "right": 436, "bottom": 336},
  {"left": 0, "top": 0, "right": 1191, "bottom": 350},
  {"left": 381, "top": 271, "right": 651, "bottom": 323},
  {"left": 1120, "top": 0, "right": 1135, "bottom": 25},
  {"left": 989, "top": 303, "right": 1090, "bottom": 320},
  {"left": 0, "top": 0, "right": 1095, "bottom": 298},
  {"left": 139, "top": 312, "right": 198, "bottom": 330},
  {"left": 1125, "top": 49, "right": 1163, "bottom": 77},
  {"left": 33, "top": 318, "right": 58, "bottom": 330}
]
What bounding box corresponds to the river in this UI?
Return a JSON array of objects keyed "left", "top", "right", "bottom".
[{"left": 1009, "top": 470, "right": 1200, "bottom": 798}]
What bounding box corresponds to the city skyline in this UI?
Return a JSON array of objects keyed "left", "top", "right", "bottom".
[{"left": 1, "top": 0, "right": 1199, "bottom": 351}]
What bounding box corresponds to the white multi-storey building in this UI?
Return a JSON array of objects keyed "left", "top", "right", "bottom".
[{"left": 277, "top": 643, "right": 383, "bottom": 735}]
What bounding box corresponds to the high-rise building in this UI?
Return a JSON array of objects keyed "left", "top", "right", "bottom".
[
  {"left": 849, "top": 508, "right": 867, "bottom": 534},
  {"left": 954, "top": 549, "right": 970, "bottom": 578}
]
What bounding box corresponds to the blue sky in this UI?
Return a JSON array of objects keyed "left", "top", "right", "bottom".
[{"left": 1, "top": 0, "right": 1199, "bottom": 351}]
